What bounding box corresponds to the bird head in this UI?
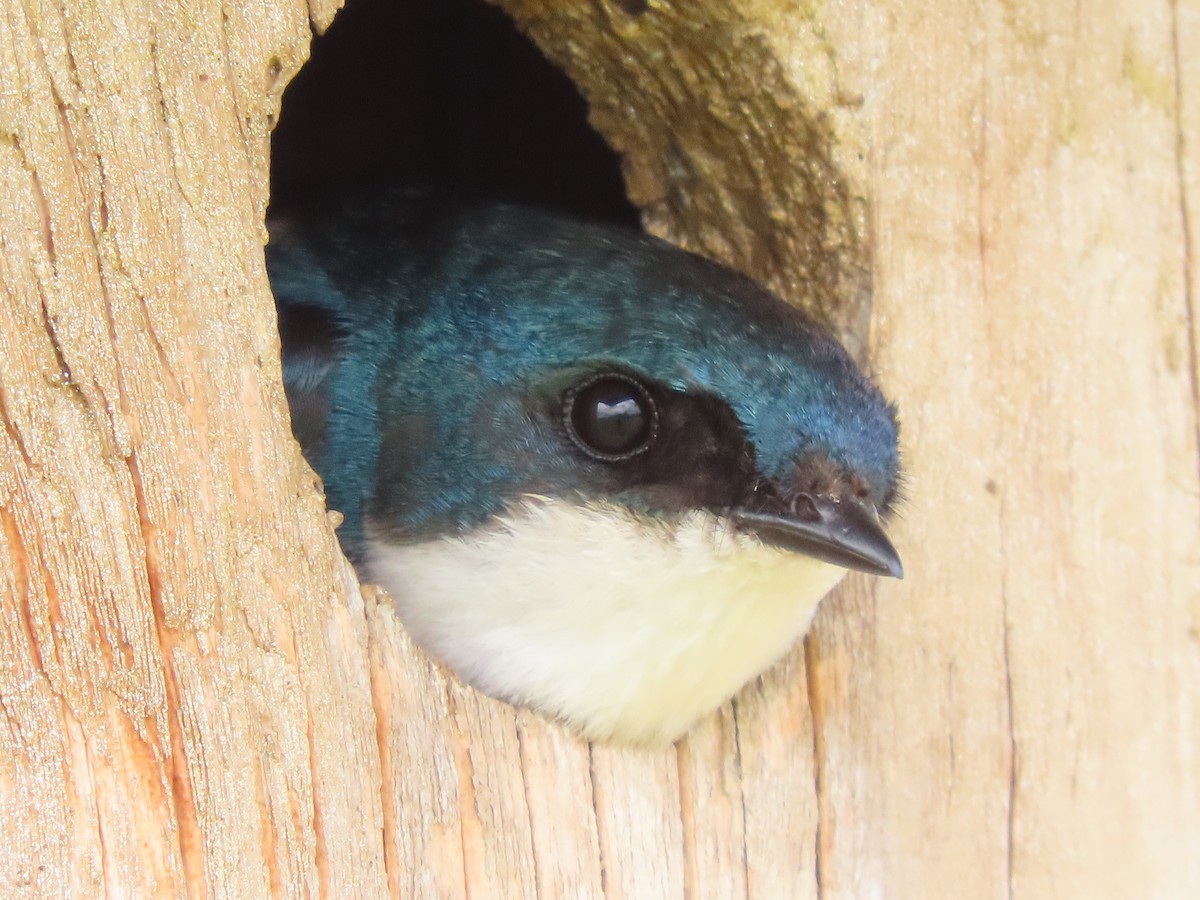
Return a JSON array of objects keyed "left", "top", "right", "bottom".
[{"left": 270, "top": 192, "right": 902, "bottom": 743}]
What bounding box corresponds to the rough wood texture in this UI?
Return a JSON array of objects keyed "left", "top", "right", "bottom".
[{"left": 1, "top": 0, "right": 1198, "bottom": 897}]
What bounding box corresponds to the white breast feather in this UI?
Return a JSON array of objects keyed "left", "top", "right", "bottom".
[{"left": 365, "top": 496, "right": 845, "bottom": 745}]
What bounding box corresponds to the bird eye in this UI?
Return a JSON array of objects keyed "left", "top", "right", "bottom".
[{"left": 565, "top": 373, "right": 657, "bottom": 461}]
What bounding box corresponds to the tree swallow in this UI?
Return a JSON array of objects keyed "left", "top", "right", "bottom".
[{"left": 268, "top": 185, "right": 902, "bottom": 745}]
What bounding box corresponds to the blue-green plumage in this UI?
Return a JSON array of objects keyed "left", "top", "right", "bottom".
[
  {"left": 270, "top": 187, "right": 899, "bottom": 550},
  {"left": 268, "top": 185, "right": 903, "bottom": 743}
]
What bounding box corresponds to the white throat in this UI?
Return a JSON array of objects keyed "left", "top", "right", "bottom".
[{"left": 365, "top": 496, "right": 846, "bottom": 744}]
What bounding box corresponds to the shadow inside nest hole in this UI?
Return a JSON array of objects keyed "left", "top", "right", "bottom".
[{"left": 269, "top": 0, "right": 639, "bottom": 224}]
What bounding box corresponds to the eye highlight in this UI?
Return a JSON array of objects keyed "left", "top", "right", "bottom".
[{"left": 565, "top": 373, "right": 657, "bottom": 461}]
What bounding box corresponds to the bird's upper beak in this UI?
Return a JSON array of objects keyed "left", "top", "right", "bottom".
[{"left": 732, "top": 493, "right": 903, "bottom": 579}]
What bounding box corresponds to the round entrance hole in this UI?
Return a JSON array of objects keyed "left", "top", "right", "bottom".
[{"left": 270, "top": 0, "right": 871, "bottom": 356}]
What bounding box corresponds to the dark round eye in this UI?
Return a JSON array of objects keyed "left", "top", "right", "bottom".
[{"left": 565, "top": 373, "right": 657, "bottom": 461}]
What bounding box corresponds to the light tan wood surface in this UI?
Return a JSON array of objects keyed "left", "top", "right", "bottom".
[{"left": 1, "top": 0, "right": 1197, "bottom": 896}]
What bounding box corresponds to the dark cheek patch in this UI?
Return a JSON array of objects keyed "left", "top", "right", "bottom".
[
  {"left": 605, "top": 389, "right": 760, "bottom": 516},
  {"left": 370, "top": 376, "right": 765, "bottom": 543}
]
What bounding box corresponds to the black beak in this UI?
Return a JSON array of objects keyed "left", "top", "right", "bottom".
[{"left": 732, "top": 494, "right": 903, "bottom": 579}]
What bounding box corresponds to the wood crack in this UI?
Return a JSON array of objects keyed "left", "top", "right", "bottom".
[
  {"left": 1168, "top": 0, "right": 1200, "bottom": 494},
  {"left": 803, "top": 637, "right": 826, "bottom": 899},
  {"left": 125, "top": 451, "right": 207, "bottom": 897}
]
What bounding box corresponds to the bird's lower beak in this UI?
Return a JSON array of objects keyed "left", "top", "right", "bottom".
[{"left": 732, "top": 494, "right": 903, "bottom": 579}]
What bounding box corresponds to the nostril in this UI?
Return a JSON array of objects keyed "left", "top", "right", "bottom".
[{"left": 790, "top": 493, "right": 822, "bottom": 523}]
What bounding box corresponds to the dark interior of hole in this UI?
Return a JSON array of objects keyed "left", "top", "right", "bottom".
[{"left": 270, "top": 0, "right": 638, "bottom": 226}]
